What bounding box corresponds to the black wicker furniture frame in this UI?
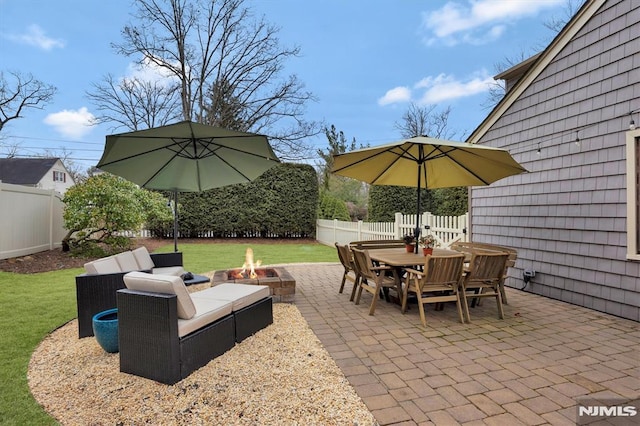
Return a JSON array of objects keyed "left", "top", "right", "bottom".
[
  {"left": 75, "top": 252, "right": 183, "bottom": 338},
  {"left": 117, "top": 288, "right": 273, "bottom": 384}
]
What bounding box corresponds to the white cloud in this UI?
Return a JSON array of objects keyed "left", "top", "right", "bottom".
[
  {"left": 124, "top": 56, "right": 180, "bottom": 88},
  {"left": 44, "top": 107, "right": 96, "bottom": 139},
  {"left": 422, "top": 0, "right": 564, "bottom": 45},
  {"left": 417, "top": 71, "right": 495, "bottom": 104},
  {"left": 7, "top": 24, "right": 64, "bottom": 50},
  {"left": 378, "top": 86, "right": 412, "bottom": 106},
  {"left": 379, "top": 70, "right": 495, "bottom": 106}
]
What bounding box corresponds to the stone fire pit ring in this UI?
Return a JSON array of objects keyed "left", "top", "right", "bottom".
[{"left": 212, "top": 266, "right": 295, "bottom": 302}]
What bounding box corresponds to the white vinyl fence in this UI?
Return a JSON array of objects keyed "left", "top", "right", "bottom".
[
  {"left": 0, "top": 181, "right": 67, "bottom": 260},
  {"left": 316, "top": 212, "right": 469, "bottom": 248}
]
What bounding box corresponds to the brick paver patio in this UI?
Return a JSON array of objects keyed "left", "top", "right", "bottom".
[{"left": 285, "top": 263, "right": 640, "bottom": 425}]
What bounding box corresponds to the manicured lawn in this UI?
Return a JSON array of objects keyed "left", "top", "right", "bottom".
[{"left": 0, "top": 241, "right": 337, "bottom": 424}]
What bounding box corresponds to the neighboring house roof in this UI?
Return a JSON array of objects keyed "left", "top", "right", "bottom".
[
  {"left": 0, "top": 158, "right": 61, "bottom": 185},
  {"left": 468, "top": 0, "right": 607, "bottom": 144}
]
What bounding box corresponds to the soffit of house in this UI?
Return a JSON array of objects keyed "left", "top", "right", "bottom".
[
  {"left": 494, "top": 53, "right": 542, "bottom": 91},
  {"left": 0, "top": 158, "right": 59, "bottom": 184},
  {"left": 467, "top": 0, "right": 607, "bottom": 145}
]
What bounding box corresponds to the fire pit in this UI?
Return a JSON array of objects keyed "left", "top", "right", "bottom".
[{"left": 212, "top": 248, "right": 295, "bottom": 302}]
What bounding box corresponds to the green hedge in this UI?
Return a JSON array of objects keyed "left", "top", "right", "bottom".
[
  {"left": 367, "top": 185, "right": 434, "bottom": 222},
  {"left": 172, "top": 163, "right": 318, "bottom": 238},
  {"left": 367, "top": 185, "right": 468, "bottom": 221}
]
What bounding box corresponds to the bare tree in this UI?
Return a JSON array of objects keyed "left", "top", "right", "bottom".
[
  {"left": 90, "top": 0, "right": 320, "bottom": 160},
  {"left": 482, "top": 0, "right": 587, "bottom": 110},
  {"left": 481, "top": 50, "right": 529, "bottom": 110},
  {"left": 87, "top": 73, "right": 182, "bottom": 131},
  {"left": 0, "top": 71, "right": 56, "bottom": 133},
  {"left": 394, "top": 103, "right": 457, "bottom": 139},
  {"left": 544, "top": 0, "right": 586, "bottom": 32}
]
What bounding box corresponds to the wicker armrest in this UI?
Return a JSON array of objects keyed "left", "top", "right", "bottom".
[
  {"left": 117, "top": 289, "right": 182, "bottom": 384},
  {"left": 76, "top": 271, "right": 128, "bottom": 338}
]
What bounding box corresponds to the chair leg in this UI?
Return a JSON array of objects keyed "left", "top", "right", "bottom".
[
  {"left": 368, "top": 282, "right": 382, "bottom": 315},
  {"left": 354, "top": 280, "right": 364, "bottom": 305},
  {"left": 338, "top": 274, "right": 346, "bottom": 293},
  {"left": 401, "top": 278, "right": 412, "bottom": 313},
  {"left": 461, "top": 289, "right": 472, "bottom": 323},
  {"left": 417, "top": 296, "right": 428, "bottom": 327},
  {"left": 496, "top": 287, "right": 505, "bottom": 319},
  {"left": 454, "top": 295, "right": 465, "bottom": 324},
  {"left": 349, "top": 276, "right": 360, "bottom": 302},
  {"left": 499, "top": 280, "right": 508, "bottom": 305}
]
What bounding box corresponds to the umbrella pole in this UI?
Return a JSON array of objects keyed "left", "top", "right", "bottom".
[
  {"left": 173, "top": 190, "right": 178, "bottom": 252},
  {"left": 415, "top": 158, "right": 423, "bottom": 254}
]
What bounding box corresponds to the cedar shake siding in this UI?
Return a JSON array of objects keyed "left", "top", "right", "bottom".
[{"left": 468, "top": 0, "right": 640, "bottom": 321}]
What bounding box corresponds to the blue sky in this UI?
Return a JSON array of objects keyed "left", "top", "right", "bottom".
[{"left": 0, "top": 0, "right": 569, "bottom": 170}]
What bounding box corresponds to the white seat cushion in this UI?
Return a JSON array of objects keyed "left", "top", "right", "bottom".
[
  {"left": 192, "top": 283, "right": 270, "bottom": 311},
  {"left": 152, "top": 266, "right": 185, "bottom": 276},
  {"left": 115, "top": 251, "right": 139, "bottom": 272},
  {"left": 177, "top": 298, "right": 233, "bottom": 337},
  {"left": 131, "top": 246, "right": 155, "bottom": 270},
  {"left": 123, "top": 271, "right": 196, "bottom": 320},
  {"left": 89, "top": 256, "right": 122, "bottom": 274}
]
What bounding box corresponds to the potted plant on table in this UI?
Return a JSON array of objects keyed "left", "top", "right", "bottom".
[
  {"left": 403, "top": 234, "right": 416, "bottom": 253},
  {"left": 418, "top": 234, "right": 438, "bottom": 256}
]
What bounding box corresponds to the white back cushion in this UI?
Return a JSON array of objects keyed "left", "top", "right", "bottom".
[
  {"left": 132, "top": 246, "right": 155, "bottom": 270},
  {"left": 115, "top": 251, "right": 139, "bottom": 272},
  {"left": 84, "top": 261, "right": 98, "bottom": 274},
  {"left": 123, "top": 271, "right": 196, "bottom": 320},
  {"left": 91, "top": 256, "right": 122, "bottom": 274}
]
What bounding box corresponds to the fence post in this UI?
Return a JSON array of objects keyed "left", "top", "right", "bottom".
[
  {"left": 357, "top": 220, "right": 363, "bottom": 240},
  {"left": 423, "top": 211, "right": 433, "bottom": 234},
  {"left": 394, "top": 212, "right": 402, "bottom": 238},
  {"left": 333, "top": 219, "right": 338, "bottom": 243},
  {"left": 49, "top": 189, "right": 55, "bottom": 250},
  {"left": 462, "top": 213, "right": 469, "bottom": 242}
]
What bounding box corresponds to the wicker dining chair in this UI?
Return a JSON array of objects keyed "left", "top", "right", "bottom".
[
  {"left": 351, "top": 248, "right": 396, "bottom": 315},
  {"left": 402, "top": 254, "right": 466, "bottom": 327}
]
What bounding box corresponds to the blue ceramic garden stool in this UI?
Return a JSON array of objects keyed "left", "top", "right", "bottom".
[{"left": 92, "top": 308, "right": 119, "bottom": 353}]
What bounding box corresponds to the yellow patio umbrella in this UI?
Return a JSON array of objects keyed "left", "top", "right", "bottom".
[{"left": 331, "top": 136, "right": 527, "bottom": 250}]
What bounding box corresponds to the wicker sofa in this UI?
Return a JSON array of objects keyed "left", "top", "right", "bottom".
[
  {"left": 75, "top": 247, "right": 184, "bottom": 338},
  {"left": 117, "top": 272, "right": 273, "bottom": 384}
]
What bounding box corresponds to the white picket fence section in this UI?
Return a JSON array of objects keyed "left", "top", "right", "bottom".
[
  {"left": 0, "top": 181, "right": 67, "bottom": 260},
  {"left": 316, "top": 212, "right": 469, "bottom": 248}
]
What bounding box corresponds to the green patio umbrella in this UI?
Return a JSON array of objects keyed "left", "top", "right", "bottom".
[
  {"left": 97, "top": 120, "right": 280, "bottom": 251},
  {"left": 331, "top": 136, "right": 526, "bottom": 252}
]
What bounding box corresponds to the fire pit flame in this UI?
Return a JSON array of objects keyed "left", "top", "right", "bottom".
[{"left": 236, "top": 248, "right": 262, "bottom": 279}]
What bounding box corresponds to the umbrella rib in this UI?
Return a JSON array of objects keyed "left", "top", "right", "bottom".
[
  {"left": 140, "top": 154, "right": 180, "bottom": 189},
  {"left": 332, "top": 144, "right": 419, "bottom": 184},
  {"left": 97, "top": 144, "right": 176, "bottom": 167},
  {"left": 434, "top": 145, "right": 528, "bottom": 185},
  {"left": 368, "top": 145, "right": 418, "bottom": 184}
]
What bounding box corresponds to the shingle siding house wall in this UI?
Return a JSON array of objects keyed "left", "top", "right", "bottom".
[{"left": 468, "top": 0, "right": 640, "bottom": 321}]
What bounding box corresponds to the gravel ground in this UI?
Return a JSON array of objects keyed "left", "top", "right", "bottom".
[{"left": 28, "top": 301, "right": 377, "bottom": 425}]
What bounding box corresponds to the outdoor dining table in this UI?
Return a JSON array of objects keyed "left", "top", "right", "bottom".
[{"left": 367, "top": 247, "right": 466, "bottom": 306}]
